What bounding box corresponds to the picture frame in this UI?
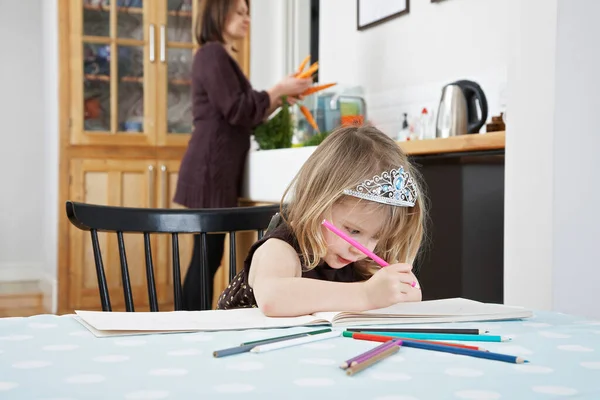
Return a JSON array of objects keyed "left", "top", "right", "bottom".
[{"left": 357, "top": 0, "right": 410, "bottom": 31}]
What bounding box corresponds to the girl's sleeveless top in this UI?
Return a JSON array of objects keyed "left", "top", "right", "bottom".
[{"left": 216, "top": 214, "right": 365, "bottom": 310}]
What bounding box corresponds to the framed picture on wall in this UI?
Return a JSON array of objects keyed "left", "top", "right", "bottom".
[{"left": 357, "top": 0, "right": 410, "bottom": 31}]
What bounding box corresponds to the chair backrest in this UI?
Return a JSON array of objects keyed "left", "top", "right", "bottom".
[{"left": 66, "top": 201, "right": 280, "bottom": 312}]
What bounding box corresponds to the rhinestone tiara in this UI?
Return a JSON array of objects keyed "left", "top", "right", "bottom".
[{"left": 342, "top": 167, "right": 417, "bottom": 207}]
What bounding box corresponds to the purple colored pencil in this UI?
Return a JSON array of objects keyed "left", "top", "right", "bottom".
[{"left": 340, "top": 339, "right": 401, "bottom": 369}]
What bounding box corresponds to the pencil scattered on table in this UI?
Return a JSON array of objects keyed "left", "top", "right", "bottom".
[
  {"left": 340, "top": 339, "right": 401, "bottom": 369},
  {"left": 251, "top": 331, "right": 341, "bottom": 353},
  {"left": 357, "top": 331, "right": 510, "bottom": 342},
  {"left": 240, "top": 328, "right": 332, "bottom": 346},
  {"left": 346, "top": 344, "right": 401, "bottom": 376},
  {"left": 346, "top": 327, "right": 488, "bottom": 335},
  {"left": 343, "top": 331, "right": 488, "bottom": 351},
  {"left": 400, "top": 340, "right": 527, "bottom": 364},
  {"left": 341, "top": 329, "right": 528, "bottom": 369},
  {"left": 213, "top": 328, "right": 333, "bottom": 358}
]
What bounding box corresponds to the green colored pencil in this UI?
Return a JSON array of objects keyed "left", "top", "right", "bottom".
[
  {"left": 240, "top": 328, "right": 332, "bottom": 346},
  {"left": 358, "top": 331, "right": 510, "bottom": 342}
]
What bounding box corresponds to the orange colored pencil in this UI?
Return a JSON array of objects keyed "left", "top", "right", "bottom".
[{"left": 346, "top": 331, "right": 487, "bottom": 352}]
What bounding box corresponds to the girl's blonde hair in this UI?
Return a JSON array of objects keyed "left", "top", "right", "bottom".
[{"left": 280, "top": 125, "right": 427, "bottom": 278}]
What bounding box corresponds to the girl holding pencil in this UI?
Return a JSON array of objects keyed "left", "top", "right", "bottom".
[{"left": 216, "top": 125, "right": 427, "bottom": 316}]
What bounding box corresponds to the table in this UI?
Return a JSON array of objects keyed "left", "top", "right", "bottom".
[{"left": 1, "top": 310, "right": 599, "bottom": 399}]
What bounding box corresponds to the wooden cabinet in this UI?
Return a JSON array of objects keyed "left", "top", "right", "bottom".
[{"left": 57, "top": 0, "right": 251, "bottom": 314}]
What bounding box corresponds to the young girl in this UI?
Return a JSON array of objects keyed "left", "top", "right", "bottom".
[
  {"left": 217, "top": 125, "right": 426, "bottom": 317},
  {"left": 175, "top": 0, "right": 311, "bottom": 310}
]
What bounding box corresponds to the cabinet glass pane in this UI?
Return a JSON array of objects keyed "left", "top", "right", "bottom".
[
  {"left": 83, "top": 1, "right": 110, "bottom": 37},
  {"left": 167, "top": 0, "right": 193, "bottom": 44},
  {"left": 117, "top": 1, "right": 144, "bottom": 40},
  {"left": 118, "top": 45, "right": 144, "bottom": 133},
  {"left": 167, "top": 48, "right": 193, "bottom": 134},
  {"left": 83, "top": 43, "right": 111, "bottom": 131}
]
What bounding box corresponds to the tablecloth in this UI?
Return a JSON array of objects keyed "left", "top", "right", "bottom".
[{"left": 1, "top": 310, "right": 600, "bottom": 399}]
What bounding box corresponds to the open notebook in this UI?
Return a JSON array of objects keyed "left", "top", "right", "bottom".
[{"left": 74, "top": 298, "right": 533, "bottom": 338}]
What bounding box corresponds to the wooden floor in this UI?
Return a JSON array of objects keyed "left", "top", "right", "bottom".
[{"left": 0, "top": 292, "right": 46, "bottom": 317}]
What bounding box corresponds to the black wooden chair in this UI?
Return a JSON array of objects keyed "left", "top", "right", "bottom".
[{"left": 66, "top": 201, "right": 280, "bottom": 312}]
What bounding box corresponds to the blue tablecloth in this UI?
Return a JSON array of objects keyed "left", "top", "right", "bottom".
[{"left": 1, "top": 310, "right": 600, "bottom": 399}]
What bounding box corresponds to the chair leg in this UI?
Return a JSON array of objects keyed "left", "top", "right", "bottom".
[
  {"left": 200, "top": 233, "right": 210, "bottom": 310},
  {"left": 90, "top": 230, "right": 111, "bottom": 312},
  {"left": 172, "top": 233, "right": 183, "bottom": 311}
]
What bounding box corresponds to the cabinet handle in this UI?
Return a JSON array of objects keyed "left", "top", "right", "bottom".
[
  {"left": 160, "top": 164, "right": 168, "bottom": 208},
  {"left": 149, "top": 24, "right": 155, "bottom": 62},
  {"left": 160, "top": 24, "right": 166, "bottom": 63},
  {"left": 148, "top": 165, "right": 155, "bottom": 207}
]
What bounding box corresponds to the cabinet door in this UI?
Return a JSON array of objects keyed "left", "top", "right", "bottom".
[
  {"left": 155, "top": 0, "right": 196, "bottom": 147},
  {"left": 72, "top": 0, "right": 157, "bottom": 146},
  {"left": 68, "top": 159, "right": 171, "bottom": 311}
]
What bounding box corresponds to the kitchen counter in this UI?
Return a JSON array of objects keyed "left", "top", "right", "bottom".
[
  {"left": 241, "top": 131, "right": 505, "bottom": 203},
  {"left": 398, "top": 130, "right": 505, "bottom": 156}
]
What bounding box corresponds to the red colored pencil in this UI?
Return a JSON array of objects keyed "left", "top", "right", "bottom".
[{"left": 345, "top": 331, "right": 487, "bottom": 352}]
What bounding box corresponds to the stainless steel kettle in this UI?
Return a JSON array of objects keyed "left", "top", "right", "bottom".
[{"left": 436, "top": 80, "right": 488, "bottom": 138}]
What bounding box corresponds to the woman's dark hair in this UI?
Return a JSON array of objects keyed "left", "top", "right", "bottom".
[{"left": 195, "top": 0, "right": 249, "bottom": 46}]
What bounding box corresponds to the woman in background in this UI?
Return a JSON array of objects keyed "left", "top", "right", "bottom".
[{"left": 174, "top": 0, "right": 312, "bottom": 310}]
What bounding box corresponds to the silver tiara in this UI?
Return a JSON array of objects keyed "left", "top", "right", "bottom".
[{"left": 343, "top": 167, "right": 418, "bottom": 207}]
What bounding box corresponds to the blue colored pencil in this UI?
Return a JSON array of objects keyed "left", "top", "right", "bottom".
[
  {"left": 400, "top": 339, "right": 527, "bottom": 364},
  {"left": 359, "top": 331, "right": 510, "bottom": 342}
]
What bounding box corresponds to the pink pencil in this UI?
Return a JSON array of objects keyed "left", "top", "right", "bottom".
[{"left": 322, "top": 219, "right": 418, "bottom": 288}]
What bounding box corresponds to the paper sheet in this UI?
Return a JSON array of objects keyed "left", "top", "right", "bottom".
[{"left": 74, "top": 307, "right": 328, "bottom": 333}]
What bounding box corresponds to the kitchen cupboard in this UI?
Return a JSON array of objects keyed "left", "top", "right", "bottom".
[{"left": 57, "top": 0, "right": 251, "bottom": 314}]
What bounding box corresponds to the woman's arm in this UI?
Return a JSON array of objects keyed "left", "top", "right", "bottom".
[
  {"left": 197, "top": 44, "right": 271, "bottom": 127},
  {"left": 248, "top": 239, "right": 370, "bottom": 317}
]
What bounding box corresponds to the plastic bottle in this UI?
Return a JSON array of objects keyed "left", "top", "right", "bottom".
[{"left": 397, "top": 113, "right": 410, "bottom": 141}]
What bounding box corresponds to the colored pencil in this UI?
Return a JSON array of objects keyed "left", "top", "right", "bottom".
[
  {"left": 213, "top": 342, "right": 261, "bottom": 358},
  {"left": 397, "top": 340, "right": 528, "bottom": 364},
  {"left": 346, "top": 327, "right": 488, "bottom": 335},
  {"left": 321, "top": 219, "right": 418, "bottom": 288},
  {"left": 349, "top": 340, "right": 401, "bottom": 367},
  {"left": 340, "top": 339, "right": 401, "bottom": 369},
  {"left": 240, "top": 328, "right": 332, "bottom": 346},
  {"left": 346, "top": 346, "right": 400, "bottom": 376},
  {"left": 359, "top": 331, "right": 510, "bottom": 342},
  {"left": 343, "top": 331, "right": 487, "bottom": 351},
  {"left": 213, "top": 329, "right": 332, "bottom": 358},
  {"left": 250, "top": 330, "right": 341, "bottom": 353}
]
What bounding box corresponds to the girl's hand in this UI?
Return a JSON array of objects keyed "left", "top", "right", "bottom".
[{"left": 362, "top": 263, "right": 422, "bottom": 309}]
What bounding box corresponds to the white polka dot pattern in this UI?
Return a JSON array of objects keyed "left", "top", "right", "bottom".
[
  {"left": 0, "top": 310, "right": 599, "bottom": 398},
  {"left": 532, "top": 386, "right": 579, "bottom": 396}
]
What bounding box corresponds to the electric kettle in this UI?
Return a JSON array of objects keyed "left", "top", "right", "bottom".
[{"left": 436, "top": 80, "right": 488, "bottom": 138}]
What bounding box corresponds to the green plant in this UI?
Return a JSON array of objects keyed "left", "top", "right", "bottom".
[
  {"left": 303, "top": 131, "right": 330, "bottom": 147},
  {"left": 253, "top": 97, "right": 294, "bottom": 150}
]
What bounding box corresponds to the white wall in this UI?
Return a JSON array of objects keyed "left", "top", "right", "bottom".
[
  {"left": 552, "top": 0, "right": 600, "bottom": 317},
  {"left": 505, "top": 0, "right": 600, "bottom": 319},
  {"left": 319, "top": 0, "right": 509, "bottom": 136},
  {"left": 0, "top": 1, "right": 46, "bottom": 283},
  {"left": 41, "top": 0, "right": 60, "bottom": 313},
  {"left": 504, "top": 0, "right": 558, "bottom": 313},
  {"left": 250, "top": 0, "right": 311, "bottom": 92}
]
